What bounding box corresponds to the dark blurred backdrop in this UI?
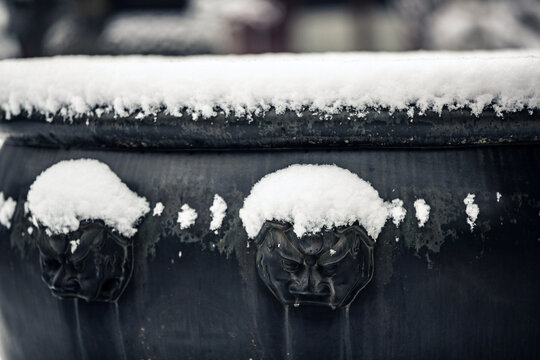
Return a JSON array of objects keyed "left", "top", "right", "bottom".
[{"left": 0, "top": 0, "right": 539, "bottom": 58}]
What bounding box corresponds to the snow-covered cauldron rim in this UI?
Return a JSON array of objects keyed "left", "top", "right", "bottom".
[{"left": 0, "top": 50, "right": 538, "bottom": 122}]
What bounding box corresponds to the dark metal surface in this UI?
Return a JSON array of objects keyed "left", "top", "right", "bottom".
[
  {"left": 1, "top": 109, "right": 539, "bottom": 150},
  {"left": 0, "top": 142, "right": 539, "bottom": 359}
]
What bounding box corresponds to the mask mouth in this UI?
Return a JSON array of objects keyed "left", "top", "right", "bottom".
[{"left": 285, "top": 295, "right": 338, "bottom": 309}]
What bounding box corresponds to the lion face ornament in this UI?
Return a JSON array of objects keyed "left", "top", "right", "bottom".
[
  {"left": 254, "top": 221, "right": 374, "bottom": 309},
  {"left": 36, "top": 220, "right": 134, "bottom": 302}
]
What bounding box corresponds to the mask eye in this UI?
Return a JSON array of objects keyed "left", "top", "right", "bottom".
[
  {"left": 72, "top": 260, "right": 85, "bottom": 273},
  {"left": 281, "top": 258, "right": 300, "bottom": 273},
  {"left": 320, "top": 263, "right": 338, "bottom": 277},
  {"left": 42, "top": 257, "right": 61, "bottom": 272}
]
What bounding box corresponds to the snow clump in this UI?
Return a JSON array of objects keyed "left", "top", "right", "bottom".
[
  {"left": 464, "top": 194, "right": 479, "bottom": 231},
  {"left": 153, "top": 202, "right": 165, "bottom": 216},
  {"left": 26, "top": 159, "right": 150, "bottom": 238},
  {"left": 209, "top": 194, "right": 227, "bottom": 232},
  {"left": 387, "top": 199, "right": 407, "bottom": 227},
  {"left": 0, "top": 192, "right": 16, "bottom": 229},
  {"left": 414, "top": 199, "right": 431, "bottom": 227},
  {"left": 177, "top": 204, "right": 198, "bottom": 229},
  {"left": 239, "top": 164, "right": 392, "bottom": 240}
]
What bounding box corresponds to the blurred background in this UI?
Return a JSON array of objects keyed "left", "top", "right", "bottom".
[{"left": 0, "top": 0, "right": 539, "bottom": 59}]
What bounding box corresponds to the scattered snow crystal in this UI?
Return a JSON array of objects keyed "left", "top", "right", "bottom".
[
  {"left": 0, "top": 192, "right": 16, "bottom": 229},
  {"left": 239, "top": 164, "right": 390, "bottom": 240},
  {"left": 464, "top": 194, "right": 480, "bottom": 231},
  {"left": 177, "top": 204, "right": 198, "bottom": 229},
  {"left": 209, "top": 194, "right": 227, "bottom": 231},
  {"left": 26, "top": 159, "right": 150, "bottom": 237},
  {"left": 153, "top": 202, "right": 165, "bottom": 216},
  {"left": 0, "top": 51, "right": 538, "bottom": 121},
  {"left": 496, "top": 192, "right": 502, "bottom": 202},
  {"left": 414, "top": 199, "right": 431, "bottom": 227},
  {"left": 388, "top": 199, "right": 407, "bottom": 227}
]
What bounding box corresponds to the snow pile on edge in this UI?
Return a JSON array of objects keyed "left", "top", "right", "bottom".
[
  {"left": 0, "top": 51, "right": 538, "bottom": 121},
  {"left": 27, "top": 159, "right": 150, "bottom": 237},
  {"left": 239, "top": 164, "right": 390, "bottom": 240}
]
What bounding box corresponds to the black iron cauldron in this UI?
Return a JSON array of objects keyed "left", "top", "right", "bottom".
[{"left": 0, "top": 89, "right": 539, "bottom": 360}]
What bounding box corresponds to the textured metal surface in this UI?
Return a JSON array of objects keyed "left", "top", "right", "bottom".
[
  {"left": 1, "top": 109, "right": 539, "bottom": 150},
  {"left": 0, "top": 143, "right": 539, "bottom": 359}
]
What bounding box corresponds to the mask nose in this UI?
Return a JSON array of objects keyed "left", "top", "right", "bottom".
[
  {"left": 50, "top": 265, "right": 81, "bottom": 293},
  {"left": 288, "top": 264, "right": 331, "bottom": 297}
]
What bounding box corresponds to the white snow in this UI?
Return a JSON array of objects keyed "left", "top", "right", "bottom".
[
  {"left": 0, "top": 51, "right": 538, "bottom": 121},
  {"left": 496, "top": 192, "right": 502, "bottom": 202},
  {"left": 0, "top": 192, "right": 16, "bottom": 229},
  {"left": 177, "top": 204, "right": 198, "bottom": 229},
  {"left": 329, "top": 249, "right": 336, "bottom": 256},
  {"left": 27, "top": 226, "right": 33, "bottom": 235},
  {"left": 26, "top": 159, "right": 150, "bottom": 238},
  {"left": 178, "top": 251, "right": 182, "bottom": 258},
  {"left": 414, "top": 199, "right": 431, "bottom": 227},
  {"left": 239, "top": 164, "right": 391, "bottom": 240},
  {"left": 388, "top": 199, "right": 406, "bottom": 227},
  {"left": 153, "top": 202, "right": 165, "bottom": 216},
  {"left": 464, "top": 193, "right": 480, "bottom": 231},
  {"left": 70, "top": 239, "right": 80, "bottom": 253},
  {"left": 209, "top": 194, "right": 227, "bottom": 232}
]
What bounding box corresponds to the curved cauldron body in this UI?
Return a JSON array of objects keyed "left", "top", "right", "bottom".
[{"left": 0, "top": 110, "right": 539, "bottom": 360}]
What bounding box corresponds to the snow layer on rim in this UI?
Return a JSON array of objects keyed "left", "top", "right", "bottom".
[
  {"left": 464, "top": 194, "right": 479, "bottom": 231},
  {"left": 177, "top": 204, "right": 198, "bottom": 229},
  {"left": 27, "top": 159, "right": 150, "bottom": 237},
  {"left": 414, "top": 199, "right": 431, "bottom": 227},
  {"left": 0, "top": 51, "right": 538, "bottom": 120},
  {"left": 0, "top": 192, "right": 16, "bottom": 229},
  {"left": 209, "top": 194, "right": 227, "bottom": 231},
  {"left": 239, "top": 164, "right": 390, "bottom": 240}
]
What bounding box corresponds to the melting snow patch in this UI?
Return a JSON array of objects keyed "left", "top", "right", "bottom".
[
  {"left": 414, "top": 199, "right": 431, "bottom": 227},
  {"left": 496, "top": 192, "right": 502, "bottom": 202},
  {"left": 0, "top": 192, "right": 16, "bottom": 229},
  {"left": 388, "top": 199, "right": 406, "bottom": 227},
  {"left": 464, "top": 194, "right": 479, "bottom": 231},
  {"left": 177, "top": 204, "right": 197, "bottom": 229},
  {"left": 153, "top": 202, "right": 165, "bottom": 216},
  {"left": 209, "top": 194, "right": 227, "bottom": 232},
  {"left": 239, "top": 164, "right": 390, "bottom": 240},
  {"left": 70, "top": 239, "right": 80, "bottom": 253},
  {"left": 26, "top": 159, "right": 150, "bottom": 238}
]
